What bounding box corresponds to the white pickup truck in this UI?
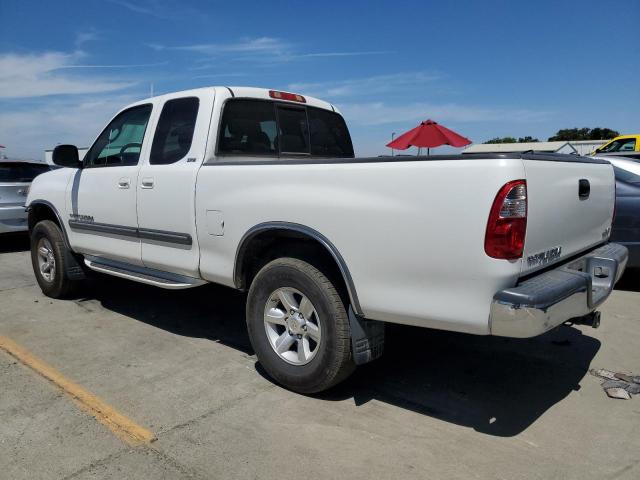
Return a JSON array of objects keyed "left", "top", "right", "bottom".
[{"left": 26, "top": 86, "right": 628, "bottom": 393}]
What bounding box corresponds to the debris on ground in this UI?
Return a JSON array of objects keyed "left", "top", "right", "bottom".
[
  {"left": 614, "top": 372, "right": 634, "bottom": 383},
  {"left": 589, "top": 368, "right": 618, "bottom": 380},
  {"left": 605, "top": 388, "right": 632, "bottom": 400},
  {"left": 601, "top": 380, "right": 629, "bottom": 390},
  {"left": 590, "top": 368, "right": 638, "bottom": 399},
  {"left": 626, "top": 383, "right": 640, "bottom": 395}
]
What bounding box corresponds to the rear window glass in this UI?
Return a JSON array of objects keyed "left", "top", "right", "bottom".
[
  {"left": 277, "top": 106, "right": 310, "bottom": 154},
  {"left": 0, "top": 163, "right": 50, "bottom": 182},
  {"left": 218, "top": 100, "right": 277, "bottom": 155},
  {"left": 217, "top": 99, "right": 353, "bottom": 158},
  {"left": 308, "top": 106, "right": 354, "bottom": 157},
  {"left": 150, "top": 97, "right": 199, "bottom": 165}
]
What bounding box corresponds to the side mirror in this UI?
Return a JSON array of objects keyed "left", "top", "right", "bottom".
[{"left": 52, "top": 144, "right": 82, "bottom": 168}]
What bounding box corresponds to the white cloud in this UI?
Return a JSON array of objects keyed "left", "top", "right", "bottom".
[
  {"left": 0, "top": 49, "right": 156, "bottom": 158},
  {"left": 170, "top": 37, "right": 291, "bottom": 56},
  {"left": 0, "top": 93, "right": 143, "bottom": 159},
  {"left": 106, "top": 0, "right": 204, "bottom": 20},
  {"left": 150, "top": 37, "right": 390, "bottom": 63},
  {"left": 289, "top": 72, "right": 441, "bottom": 98},
  {"left": 340, "top": 101, "right": 551, "bottom": 126},
  {"left": 75, "top": 30, "right": 101, "bottom": 48},
  {"left": 0, "top": 51, "right": 136, "bottom": 99},
  {"left": 105, "top": 0, "right": 165, "bottom": 18},
  {"left": 295, "top": 51, "right": 391, "bottom": 58}
]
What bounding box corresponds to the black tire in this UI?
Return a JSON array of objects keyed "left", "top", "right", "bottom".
[
  {"left": 246, "top": 257, "right": 355, "bottom": 394},
  {"left": 30, "top": 220, "right": 82, "bottom": 298}
]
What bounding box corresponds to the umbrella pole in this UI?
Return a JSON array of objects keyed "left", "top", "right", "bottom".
[
  {"left": 427, "top": 147, "right": 430, "bottom": 156},
  {"left": 417, "top": 147, "right": 421, "bottom": 156},
  {"left": 391, "top": 132, "right": 395, "bottom": 157}
]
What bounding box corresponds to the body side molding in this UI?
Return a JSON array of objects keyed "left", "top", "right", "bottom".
[
  {"left": 234, "top": 221, "right": 363, "bottom": 316},
  {"left": 68, "top": 220, "right": 192, "bottom": 246}
]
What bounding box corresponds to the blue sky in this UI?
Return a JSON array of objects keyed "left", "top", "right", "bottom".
[{"left": 0, "top": 0, "right": 638, "bottom": 159}]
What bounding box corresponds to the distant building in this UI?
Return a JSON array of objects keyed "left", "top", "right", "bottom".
[
  {"left": 44, "top": 147, "right": 89, "bottom": 165},
  {"left": 0, "top": 146, "right": 45, "bottom": 164},
  {"left": 462, "top": 139, "right": 608, "bottom": 156}
]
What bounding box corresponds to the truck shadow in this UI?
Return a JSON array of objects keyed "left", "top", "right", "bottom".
[
  {"left": 319, "top": 323, "right": 600, "bottom": 437},
  {"left": 85, "top": 276, "right": 600, "bottom": 438},
  {"left": 0, "top": 232, "right": 30, "bottom": 253},
  {"left": 615, "top": 269, "right": 640, "bottom": 292}
]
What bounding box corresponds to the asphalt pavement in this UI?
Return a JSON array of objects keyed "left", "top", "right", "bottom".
[{"left": 1, "top": 233, "right": 639, "bottom": 479}]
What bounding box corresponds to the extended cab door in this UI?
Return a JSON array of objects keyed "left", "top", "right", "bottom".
[
  {"left": 136, "top": 91, "right": 214, "bottom": 276},
  {"left": 66, "top": 104, "right": 153, "bottom": 265}
]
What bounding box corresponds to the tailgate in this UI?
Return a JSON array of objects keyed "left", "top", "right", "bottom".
[{"left": 521, "top": 154, "right": 615, "bottom": 275}]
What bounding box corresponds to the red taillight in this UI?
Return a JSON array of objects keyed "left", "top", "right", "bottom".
[
  {"left": 485, "top": 180, "right": 527, "bottom": 259},
  {"left": 269, "top": 90, "right": 306, "bottom": 103}
]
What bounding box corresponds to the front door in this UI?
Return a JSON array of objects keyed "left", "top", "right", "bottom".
[
  {"left": 66, "top": 104, "right": 153, "bottom": 265},
  {"left": 136, "top": 92, "right": 214, "bottom": 276}
]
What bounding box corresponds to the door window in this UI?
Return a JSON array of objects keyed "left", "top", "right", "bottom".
[
  {"left": 84, "top": 104, "right": 152, "bottom": 167},
  {"left": 150, "top": 97, "right": 199, "bottom": 165},
  {"left": 600, "top": 138, "right": 636, "bottom": 153}
]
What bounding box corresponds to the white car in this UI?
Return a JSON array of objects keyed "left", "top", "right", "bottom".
[
  {"left": 26, "top": 87, "right": 628, "bottom": 392},
  {"left": 0, "top": 160, "right": 51, "bottom": 234}
]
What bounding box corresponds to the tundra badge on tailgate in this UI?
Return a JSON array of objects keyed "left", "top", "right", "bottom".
[{"left": 527, "top": 246, "right": 562, "bottom": 268}]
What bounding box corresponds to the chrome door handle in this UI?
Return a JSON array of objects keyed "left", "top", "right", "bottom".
[
  {"left": 141, "top": 178, "right": 154, "bottom": 189},
  {"left": 117, "top": 178, "right": 130, "bottom": 189}
]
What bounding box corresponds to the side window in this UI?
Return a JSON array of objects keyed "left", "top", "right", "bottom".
[
  {"left": 308, "top": 107, "right": 354, "bottom": 158},
  {"left": 218, "top": 100, "right": 277, "bottom": 155},
  {"left": 84, "top": 104, "right": 152, "bottom": 167},
  {"left": 602, "top": 138, "right": 636, "bottom": 153},
  {"left": 150, "top": 97, "right": 199, "bottom": 165},
  {"left": 277, "top": 106, "right": 310, "bottom": 155},
  {"left": 620, "top": 139, "right": 636, "bottom": 151}
]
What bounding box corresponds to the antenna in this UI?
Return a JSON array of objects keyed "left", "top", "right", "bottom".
[{"left": 150, "top": 83, "right": 154, "bottom": 98}]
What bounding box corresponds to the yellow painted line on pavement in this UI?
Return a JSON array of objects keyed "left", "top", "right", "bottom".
[{"left": 0, "top": 335, "right": 156, "bottom": 446}]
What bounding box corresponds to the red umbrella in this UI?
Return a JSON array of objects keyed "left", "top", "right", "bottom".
[{"left": 386, "top": 119, "right": 471, "bottom": 154}]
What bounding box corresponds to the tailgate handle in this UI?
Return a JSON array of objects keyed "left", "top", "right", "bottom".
[{"left": 578, "top": 179, "right": 590, "bottom": 199}]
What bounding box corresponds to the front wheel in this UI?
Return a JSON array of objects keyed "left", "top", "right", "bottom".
[
  {"left": 30, "top": 220, "right": 81, "bottom": 298},
  {"left": 246, "top": 257, "right": 355, "bottom": 394}
]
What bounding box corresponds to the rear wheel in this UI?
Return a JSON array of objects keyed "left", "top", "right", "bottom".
[
  {"left": 246, "top": 257, "right": 355, "bottom": 394},
  {"left": 30, "top": 220, "right": 82, "bottom": 298}
]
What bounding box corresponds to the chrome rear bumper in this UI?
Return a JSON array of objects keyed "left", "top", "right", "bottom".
[{"left": 490, "top": 243, "right": 628, "bottom": 338}]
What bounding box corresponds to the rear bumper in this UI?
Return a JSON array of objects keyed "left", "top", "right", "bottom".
[
  {"left": 0, "top": 205, "right": 28, "bottom": 233},
  {"left": 490, "top": 243, "right": 628, "bottom": 338}
]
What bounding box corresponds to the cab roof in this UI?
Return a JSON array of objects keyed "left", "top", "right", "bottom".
[{"left": 132, "top": 86, "right": 338, "bottom": 114}]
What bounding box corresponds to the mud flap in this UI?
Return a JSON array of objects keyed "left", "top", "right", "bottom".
[
  {"left": 64, "top": 252, "right": 87, "bottom": 281},
  {"left": 348, "top": 306, "right": 385, "bottom": 365}
]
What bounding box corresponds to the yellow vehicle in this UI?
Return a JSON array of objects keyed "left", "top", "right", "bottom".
[{"left": 593, "top": 134, "right": 640, "bottom": 155}]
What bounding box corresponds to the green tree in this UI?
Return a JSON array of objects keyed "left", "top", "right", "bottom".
[
  {"left": 548, "top": 128, "right": 619, "bottom": 141},
  {"left": 484, "top": 136, "right": 517, "bottom": 144},
  {"left": 484, "top": 136, "right": 539, "bottom": 144}
]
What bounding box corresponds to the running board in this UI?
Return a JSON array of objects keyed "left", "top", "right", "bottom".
[{"left": 84, "top": 256, "right": 206, "bottom": 290}]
